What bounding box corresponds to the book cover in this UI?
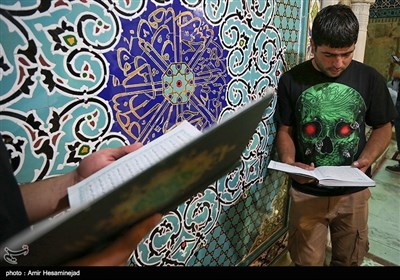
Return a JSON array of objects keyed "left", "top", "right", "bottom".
[{"left": 1, "top": 93, "right": 274, "bottom": 266}]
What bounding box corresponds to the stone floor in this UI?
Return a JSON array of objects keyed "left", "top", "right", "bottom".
[{"left": 367, "top": 139, "right": 399, "bottom": 266}]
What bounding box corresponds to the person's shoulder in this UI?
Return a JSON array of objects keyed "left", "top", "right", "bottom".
[
  {"left": 351, "top": 60, "right": 380, "bottom": 75},
  {"left": 282, "top": 60, "right": 312, "bottom": 76},
  {"left": 350, "top": 60, "right": 386, "bottom": 81}
]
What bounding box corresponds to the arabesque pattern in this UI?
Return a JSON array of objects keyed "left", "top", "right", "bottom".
[{"left": 0, "top": 0, "right": 306, "bottom": 266}]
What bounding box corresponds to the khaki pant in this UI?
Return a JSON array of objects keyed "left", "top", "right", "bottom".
[{"left": 288, "top": 187, "right": 371, "bottom": 266}]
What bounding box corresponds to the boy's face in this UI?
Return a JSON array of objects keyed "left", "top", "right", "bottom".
[{"left": 311, "top": 40, "right": 355, "bottom": 78}]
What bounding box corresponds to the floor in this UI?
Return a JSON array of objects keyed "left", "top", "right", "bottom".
[
  {"left": 366, "top": 138, "right": 400, "bottom": 266},
  {"left": 273, "top": 138, "right": 400, "bottom": 267}
]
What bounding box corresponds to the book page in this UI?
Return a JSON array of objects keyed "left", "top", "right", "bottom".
[
  {"left": 314, "top": 166, "right": 374, "bottom": 183},
  {"left": 267, "top": 160, "right": 317, "bottom": 178},
  {"left": 67, "top": 121, "right": 202, "bottom": 209}
]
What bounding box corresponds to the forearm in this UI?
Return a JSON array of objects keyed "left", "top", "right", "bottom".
[
  {"left": 20, "top": 171, "right": 76, "bottom": 224},
  {"left": 17, "top": 143, "right": 144, "bottom": 225},
  {"left": 356, "top": 123, "right": 393, "bottom": 172},
  {"left": 276, "top": 125, "right": 296, "bottom": 164}
]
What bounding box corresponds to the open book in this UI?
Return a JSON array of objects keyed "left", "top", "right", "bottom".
[
  {"left": 67, "top": 120, "right": 202, "bottom": 209},
  {"left": 0, "top": 93, "right": 273, "bottom": 266},
  {"left": 267, "top": 160, "right": 375, "bottom": 187}
]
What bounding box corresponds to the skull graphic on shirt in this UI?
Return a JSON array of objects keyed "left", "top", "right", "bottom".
[{"left": 295, "top": 83, "right": 366, "bottom": 166}]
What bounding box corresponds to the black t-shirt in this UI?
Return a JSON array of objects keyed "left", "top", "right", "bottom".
[
  {"left": 0, "top": 135, "right": 29, "bottom": 244},
  {"left": 276, "top": 60, "right": 397, "bottom": 196}
]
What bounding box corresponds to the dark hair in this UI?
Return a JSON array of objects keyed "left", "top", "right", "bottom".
[{"left": 312, "top": 4, "right": 359, "bottom": 48}]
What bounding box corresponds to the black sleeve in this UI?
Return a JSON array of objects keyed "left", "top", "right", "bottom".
[
  {"left": 276, "top": 72, "right": 295, "bottom": 126},
  {"left": 365, "top": 68, "right": 398, "bottom": 127}
]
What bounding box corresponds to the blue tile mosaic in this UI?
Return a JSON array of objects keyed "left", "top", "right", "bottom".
[{"left": 0, "top": 0, "right": 309, "bottom": 266}]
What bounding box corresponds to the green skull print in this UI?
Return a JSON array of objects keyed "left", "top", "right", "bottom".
[{"left": 295, "top": 83, "right": 366, "bottom": 166}]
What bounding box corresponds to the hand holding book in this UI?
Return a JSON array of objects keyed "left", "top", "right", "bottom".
[
  {"left": 1, "top": 94, "right": 274, "bottom": 266},
  {"left": 267, "top": 160, "right": 375, "bottom": 187}
]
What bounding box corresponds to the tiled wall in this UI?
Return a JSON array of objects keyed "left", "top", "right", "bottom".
[
  {"left": 366, "top": 0, "right": 400, "bottom": 80},
  {"left": 0, "top": 0, "right": 309, "bottom": 266}
]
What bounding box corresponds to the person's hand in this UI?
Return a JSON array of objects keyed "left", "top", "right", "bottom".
[
  {"left": 67, "top": 213, "right": 162, "bottom": 266},
  {"left": 287, "top": 162, "right": 317, "bottom": 184},
  {"left": 351, "top": 159, "right": 370, "bottom": 173},
  {"left": 74, "top": 143, "right": 143, "bottom": 183}
]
